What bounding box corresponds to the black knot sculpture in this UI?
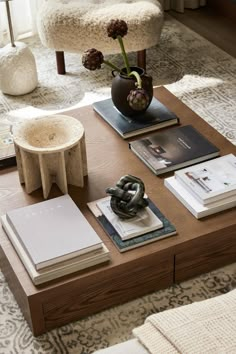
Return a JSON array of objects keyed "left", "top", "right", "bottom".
[{"left": 106, "top": 174, "right": 148, "bottom": 219}]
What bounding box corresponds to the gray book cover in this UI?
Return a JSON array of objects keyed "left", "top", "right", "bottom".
[
  {"left": 6, "top": 195, "right": 103, "bottom": 270},
  {"left": 129, "top": 125, "right": 220, "bottom": 175}
]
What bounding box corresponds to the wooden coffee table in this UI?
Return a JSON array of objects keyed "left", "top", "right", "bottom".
[{"left": 0, "top": 87, "right": 236, "bottom": 336}]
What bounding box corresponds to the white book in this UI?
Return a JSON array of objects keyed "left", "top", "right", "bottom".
[
  {"left": 1, "top": 215, "right": 110, "bottom": 285},
  {"left": 5, "top": 194, "right": 103, "bottom": 270},
  {"left": 175, "top": 154, "right": 236, "bottom": 205},
  {"left": 164, "top": 176, "right": 236, "bottom": 219},
  {"left": 96, "top": 196, "right": 163, "bottom": 240}
]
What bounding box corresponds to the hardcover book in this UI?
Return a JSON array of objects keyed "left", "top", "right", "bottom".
[
  {"left": 174, "top": 154, "right": 236, "bottom": 205},
  {"left": 129, "top": 125, "right": 220, "bottom": 175},
  {"left": 96, "top": 196, "right": 163, "bottom": 240},
  {"left": 164, "top": 176, "right": 236, "bottom": 219},
  {"left": 88, "top": 197, "right": 176, "bottom": 252},
  {"left": 1, "top": 214, "right": 110, "bottom": 285},
  {"left": 5, "top": 194, "right": 103, "bottom": 270},
  {"left": 93, "top": 97, "right": 179, "bottom": 139}
]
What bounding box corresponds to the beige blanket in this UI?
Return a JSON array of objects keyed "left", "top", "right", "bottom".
[{"left": 133, "top": 289, "right": 236, "bottom": 354}]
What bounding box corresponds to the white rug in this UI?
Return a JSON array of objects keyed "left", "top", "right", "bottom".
[{"left": 0, "top": 14, "right": 236, "bottom": 354}]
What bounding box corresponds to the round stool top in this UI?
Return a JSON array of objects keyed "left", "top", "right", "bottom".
[
  {"left": 38, "top": 0, "right": 163, "bottom": 54},
  {"left": 13, "top": 115, "right": 84, "bottom": 153}
]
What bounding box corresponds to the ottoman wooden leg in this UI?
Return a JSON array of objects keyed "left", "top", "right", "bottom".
[
  {"left": 56, "top": 51, "right": 66, "bottom": 75},
  {"left": 137, "top": 49, "right": 146, "bottom": 71}
]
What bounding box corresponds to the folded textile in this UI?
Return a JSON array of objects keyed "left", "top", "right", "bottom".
[{"left": 133, "top": 289, "right": 236, "bottom": 354}]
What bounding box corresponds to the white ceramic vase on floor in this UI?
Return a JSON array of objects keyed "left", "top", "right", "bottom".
[{"left": 0, "top": 41, "right": 38, "bottom": 96}]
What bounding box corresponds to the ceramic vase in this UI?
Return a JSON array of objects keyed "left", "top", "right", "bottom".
[
  {"left": 111, "top": 66, "right": 153, "bottom": 119},
  {"left": 0, "top": 42, "right": 38, "bottom": 96}
]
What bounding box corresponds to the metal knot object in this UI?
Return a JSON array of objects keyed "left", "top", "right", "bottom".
[{"left": 106, "top": 174, "right": 148, "bottom": 219}]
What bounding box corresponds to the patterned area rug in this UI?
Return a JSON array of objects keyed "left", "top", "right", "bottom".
[
  {"left": 1, "top": 265, "right": 236, "bottom": 354},
  {"left": 0, "top": 14, "right": 236, "bottom": 354}
]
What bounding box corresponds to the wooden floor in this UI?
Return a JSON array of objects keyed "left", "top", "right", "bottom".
[{"left": 169, "top": 7, "right": 236, "bottom": 58}]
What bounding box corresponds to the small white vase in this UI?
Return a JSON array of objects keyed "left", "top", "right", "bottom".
[{"left": 0, "top": 41, "right": 38, "bottom": 96}]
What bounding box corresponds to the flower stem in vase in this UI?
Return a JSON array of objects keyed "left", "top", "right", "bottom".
[
  {"left": 128, "top": 71, "right": 142, "bottom": 88},
  {"left": 103, "top": 60, "right": 121, "bottom": 73},
  {"left": 117, "top": 35, "right": 130, "bottom": 75}
]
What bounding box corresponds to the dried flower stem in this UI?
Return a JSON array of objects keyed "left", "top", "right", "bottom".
[
  {"left": 103, "top": 60, "right": 121, "bottom": 73},
  {"left": 117, "top": 35, "right": 130, "bottom": 75}
]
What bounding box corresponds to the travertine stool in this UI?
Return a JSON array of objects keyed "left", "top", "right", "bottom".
[
  {"left": 13, "top": 115, "right": 87, "bottom": 199},
  {"left": 37, "top": 0, "right": 164, "bottom": 74}
]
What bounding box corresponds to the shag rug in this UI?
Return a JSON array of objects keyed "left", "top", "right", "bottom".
[{"left": 0, "top": 14, "right": 236, "bottom": 354}]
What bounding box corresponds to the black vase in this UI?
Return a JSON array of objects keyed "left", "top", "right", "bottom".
[{"left": 111, "top": 66, "right": 153, "bottom": 119}]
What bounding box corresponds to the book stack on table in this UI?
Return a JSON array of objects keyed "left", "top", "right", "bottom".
[
  {"left": 1, "top": 195, "right": 110, "bottom": 285},
  {"left": 165, "top": 154, "right": 236, "bottom": 219},
  {"left": 88, "top": 196, "right": 177, "bottom": 253}
]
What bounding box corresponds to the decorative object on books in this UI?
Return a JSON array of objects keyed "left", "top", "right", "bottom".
[
  {"left": 88, "top": 197, "right": 176, "bottom": 253},
  {"left": 82, "top": 19, "right": 153, "bottom": 118},
  {"left": 129, "top": 125, "right": 220, "bottom": 175},
  {"left": 106, "top": 175, "right": 148, "bottom": 219},
  {"left": 2, "top": 194, "right": 104, "bottom": 272},
  {"left": 0, "top": 0, "right": 38, "bottom": 96},
  {"left": 96, "top": 196, "right": 163, "bottom": 240},
  {"left": 13, "top": 115, "right": 88, "bottom": 199},
  {"left": 93, "top": 97, "right": 179, "bottom": 139},
  {"left": 164, "top": 176, "right": 236, "bottom": 219},
  {"left": 174, "top": 154, "right": 236, "bottom": 205}
]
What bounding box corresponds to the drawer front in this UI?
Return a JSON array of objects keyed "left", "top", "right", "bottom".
[
  {"left": 175, "top": 228, "right": 236, "bottom": 283},
  {"left": 43, "top": 252, "right": 173, "bottom": 331}
]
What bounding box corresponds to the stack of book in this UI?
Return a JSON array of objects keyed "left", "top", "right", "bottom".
[
  {"left": 87, "top": 196, "right": 177, "bottom": 252},
  {"left": 1, "top": 195, "right": 110, "bottom": 285},
  {"left": 165, "top": 154, "right": 236, "bottom": 218}
]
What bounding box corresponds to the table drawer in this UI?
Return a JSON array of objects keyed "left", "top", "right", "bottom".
[
  {"left": 43, "top": 252, "right": 174, "bottom": 331},
  {"left": 175, "top": 229, "right": 236, "bottom": 283}
]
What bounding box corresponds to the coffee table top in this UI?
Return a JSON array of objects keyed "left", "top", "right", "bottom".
[{"left": 1, "top": 86, "right": 236, "bottom": 294}]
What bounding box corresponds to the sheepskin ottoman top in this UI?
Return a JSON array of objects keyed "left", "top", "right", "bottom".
[{"left": 37, "top": 0, "right": 163, "bottom": 54}]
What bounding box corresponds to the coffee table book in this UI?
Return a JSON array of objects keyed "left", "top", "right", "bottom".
[
  {"left": 1, "top": 214, "right": 110, "bottom": 285},
  {"left": 96, "top": 196, "right": 163, "bottom": 240},
  {"left": 164, "top": 176, "right": 236, "bottom": 219},
  {"left": 88, "top": 198, "right": 176, "bottom": 252},
  {"left": 175, "top": 154, "right": 236, "bottom": 205},
  {"left": 5, "top": 194, "right": 103, "bottom": 270},
  {"left": 129, "top": 125, "right": 220, "bottom": 176},
  {"left": 92, "top": 97, "right": 179, "bottom": 139}
]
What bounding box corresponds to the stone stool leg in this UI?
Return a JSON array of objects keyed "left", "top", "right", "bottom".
[
  {"left": 65, "top": 135, "right": 87, "bottom": 188},
  {"left": 18, "top": 150, "right": 42, "bottom": 195},
  {"left": 39, "top": 152, "right": 69, "bottom": 198}
]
